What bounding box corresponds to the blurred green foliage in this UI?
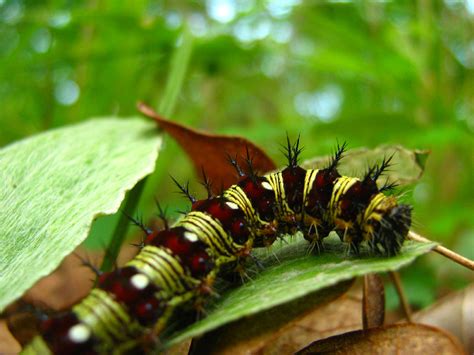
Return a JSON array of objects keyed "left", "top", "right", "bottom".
[{"left": 1, "top": 0, "right": 472, "bottom": 309}]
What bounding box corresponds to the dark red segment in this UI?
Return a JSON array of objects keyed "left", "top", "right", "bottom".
[
  {"left": 229, "top": 219, "right": 249, "bottom": 244},
  {"left": 145, "top": 227, "right": 214, "bottom": 278},
  {"left": 98, "top": 267, "right": 164, "bottom": 326},
  {"left": 338, "top": 178, "right": 379, "bottom": 221},
  {"left": 187, "top": 248, "right": 212, "bottom": 276},
  {"left": 281, "top": 165, "right": 307, "bottom": 213},
  {"left": 145, "top": 228, "right": 192, "bottom": 256},
  {"left": 305, "top": 168, "right": 340, "bottom": 219},
  {"left": 39, "top": 313, "right": 97, "bottom": 355},
  {"left": 192, "top": 198, "right": 250, "bottom": 245},
  {"left": 238, "top": 176, "right": 275, "bottom": 221},
  {"left": 131, "top": 297, "right": 162, "bottom": 326}
]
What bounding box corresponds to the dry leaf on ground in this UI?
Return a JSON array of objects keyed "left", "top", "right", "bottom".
[
  {"left": 297, "top": 323, "right": 465, "bottom": 355},
  {"left": 412, "top": 283, "right": 474, "bottom": 353},
  {"left": 190, "top": 280, "right": 360, "bottom": 354}
]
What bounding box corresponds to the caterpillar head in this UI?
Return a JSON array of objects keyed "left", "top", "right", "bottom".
[{"left": 374, "top": 204, "right": 412, "bottom": 256}]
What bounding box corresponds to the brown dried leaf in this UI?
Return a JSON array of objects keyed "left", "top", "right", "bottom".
[
  {"left": 190, "top": 280, "right": 358, "bottom": 355},
  {"left": 137, "top": 102, "right": 276, "bottom": 193},
  {"left": 412, "top": 283, "right": 474, "bottom": 353},
  {"left": 4, "top": 310, "right": 38, "bottom": 347},
  {"left": 297, "top": 323, "right": 466, "bottom": 355},
  {"left": 0, "top": 321, "right": 21, "bottom": 354},
  {"left": 362, "top": 274, "right": 385, "bottom": 329}
]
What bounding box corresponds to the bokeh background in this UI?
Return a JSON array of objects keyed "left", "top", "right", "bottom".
[{"left": 1, "top": 0, "right": 472, "bottom": 311}]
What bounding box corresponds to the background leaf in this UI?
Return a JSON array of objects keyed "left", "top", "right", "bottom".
[
  {"left": 302, "top": 145, "right": 429, "bottom": 186},
  {"left": 0, "top": 118, "right": 161, "bottom": 312}
]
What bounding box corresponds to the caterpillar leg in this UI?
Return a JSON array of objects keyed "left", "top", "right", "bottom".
[
  {"left": 303, "top": 218, "right": 331, "bottom": 254},
  {"left": 249, "top": 252, "right": 265, "bottom": 270},
  {"left": 307, "top": 239, "right": 324, "bottom": 255}
]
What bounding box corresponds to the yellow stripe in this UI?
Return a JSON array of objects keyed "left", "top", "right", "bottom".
[
  {"left": 177, "top": 217, "right": 221, "bottom": 253},
  {"left": 266, "top": 172, "right": 294, "bottom": 217},
  {"left": 141, "top": 247, "right": 186, "bottom": 287},
  {"left": 129, "top": 255, "right": 174, "bottom": 293},
  {"left": 361, "top": 193, "right": 393, "bottom": 241},
  {"left": 363, "top": 193, "right": 386, "bottom": 221},
  {"left": 303, "top": 169, "right": 318, "bottom": 206},
  {"left": 128, "top": 246, "right": 187, "bottom": 294},
  {"left": 266, "top": 173, "right": 283, "bottom": 203},
  {"left": 329, "top": 177, "right": 344, "bottom": 219},
  {"left": 224, "top": 185, "right": 259, "bottom": 222},
  {"left": 74, "top": 289, "right": 140, "bottom": 345},
  {"left": 178, "top": 211, "right": 236, "bottom": 256},
  {"left": 329, "top": 176, "right": 358, "bottom": 220},
  {"left": 133, "top": 250, "right": 177, "bottom": 291}
]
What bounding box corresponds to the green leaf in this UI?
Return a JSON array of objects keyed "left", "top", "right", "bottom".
[
  {"left": 163, "top": 234, "right": 436, "bottom": 347},
  {"left": 302, "top": 145, "right": 430, "bottom": 186},
  {"left": 0, "top": 118, "right": 161, "bottom": 312}
]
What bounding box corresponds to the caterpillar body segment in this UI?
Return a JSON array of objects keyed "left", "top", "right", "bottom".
[
  {"left": 127, "top": 245, "right": 197, "bottom": 297},
  {"left": 19, "top": 139, "right": 412, "bottom": 354},
  {"left": 260, "top": 147, "right": 411, "bottom": 255},
  {"left": 223, "top": 176, "right": 278, "bottom": 247},
  {"left": 23, "top": 194, "right": 255, "bottom": 354}
]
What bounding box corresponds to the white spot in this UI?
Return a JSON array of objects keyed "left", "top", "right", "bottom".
[
  {"left": 184, "top": 231, "right": 199, "bottom": 242},
  {"left": 54, "top": 79, "right": 80, "bottom": 106},
  {"left": 233, "top": 15, "right": 271, "bottom": 43},
  {"left": 131, "top": 273, "right": 149, "bottom": 290},
  {"left": 465, "top": 0, "right": 474, "bottom": 15},
  {"left": 68, "top": 324, "right": 90, "bottom": 344},
  {"left": 226, "top": 201, "right": 239, "bottom": 210},
  {"left": 294, "top": 85, "right": 343, "bottom": 122},
  {"left": 266, "top": 0, "right": 301, "bottom": 18},
  {"left": 165, "top": 11, "right": 182, "bottom": 29},
  {"left": 188, "top": 13, "right": 208, "bottom": 37},
  {"left": 206, "top": 0, "right": 236, "bottom": 23},
  {"left": 261, "top": 181, "right": 273, "bottom": 190},
  {"left": 49, "top": 11, "right": 71, "bottom": 28},
  {"left": 261, "top": 54, "right": 286, "bottom": 78},
  {"left": 31, "top": 28, "right": 52, "bottom": 54}
]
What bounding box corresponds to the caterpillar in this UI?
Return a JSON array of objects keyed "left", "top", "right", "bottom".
[{"left": 18, "top": 138, "right": 412, "bottom": 354}]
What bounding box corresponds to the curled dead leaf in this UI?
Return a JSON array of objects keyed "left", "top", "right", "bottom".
[
  {"left": 297, "top": 323, "right": 466, "bottom": 355},
  {"left": 138, "top": 102, "right": 276, "bottom": 193},
  {"left": 412, "top": 283, "right": 474, "bottom": 353}
]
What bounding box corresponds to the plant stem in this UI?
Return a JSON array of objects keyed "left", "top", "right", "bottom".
[
  {"left": 159, "top": 29, "right": 193, "bottom": 117},
  {"left": 408, "top": 231, "right": 474, "bottom": 271},
  {"left": 100, "top": 179, "right": 146, "bottom": 272},
  {"left": 389, "top": 271, "right": 412, "bottom": 322},
  {"left": 100, "top": 28, "right": 193, "bottom": 272}
]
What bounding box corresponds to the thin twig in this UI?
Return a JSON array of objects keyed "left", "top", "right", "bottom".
[
  {"left": 408, "top": 231, "right": 474, "bottom": 270},
  {"left": 100, "top": 179, "right": 146, "bottom": 272},
  {"left": 389, "top": 271, "right": 412, "bottom": 322},
  {"left": 100, "top": 30, "right": 194, "bottom": 272}
]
